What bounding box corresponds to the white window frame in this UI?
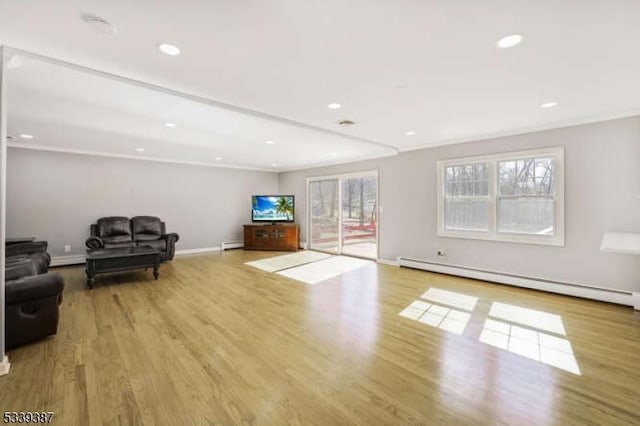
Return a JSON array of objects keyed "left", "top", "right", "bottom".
[
  {"left": 437, "top": 147, "right": 565, "bottom": 246},
  {"left": 306, "top": 170, "right": 379, "bottom": 259}
]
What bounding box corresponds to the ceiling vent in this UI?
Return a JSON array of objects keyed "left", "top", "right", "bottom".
[
  {"left": 338, "top": 119, "right": 356, "bottom": 126},
  {"left": 81, "top": 14, "right": 118, "bottom": 35}
]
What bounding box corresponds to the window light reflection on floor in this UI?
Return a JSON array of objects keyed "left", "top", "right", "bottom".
[
  {"left": 421, "top": 287, "right": 478, "bottom": 311},
  {"left": 399, "top": 293, "right": 472, "bottom": 335},
  {"left": 489, "top": 302, "right": 566, "bottom": 335},
  {"left": 398, "top": 288, "right": 581, "bottom": 375},
  {"left": 479, "top": 318, "right": 581, "bottom": 375}
]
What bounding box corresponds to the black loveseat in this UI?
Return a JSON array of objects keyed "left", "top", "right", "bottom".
[
  {"left": 5, "top": 240, "right": 64, "bottom": 350},
  {"left": 6, "top": 240, "right": 51, "bottom": 274},
  {"left": 85, "top": 216, "right": 179, "bottom": 261}
]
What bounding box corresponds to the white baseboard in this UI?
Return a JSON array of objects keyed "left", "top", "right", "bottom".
[
  {"left": 377, "top": 258, "right": 399, "bottom": 267},
  {"left": 51, "top": 247, "right": 225, "bottom": 264},
  {"left": 175, "top": 246, "right": 221, "bottom": 256},
  {"left": 221, "top": 241, "right": 243, "bottom": 250},
  {"left": 50, "top": 254, "right": 86, "bottom": 267},
  {"left": 398, "top": 257, "right": 635, "bottom": 307},
  {"left": 0, "top": 355, "right": 10, "bottom": 376}
]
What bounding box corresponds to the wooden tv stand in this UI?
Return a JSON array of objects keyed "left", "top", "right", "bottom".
[{"left": 243, "top": 224, "right": 299, "bottom": 251}]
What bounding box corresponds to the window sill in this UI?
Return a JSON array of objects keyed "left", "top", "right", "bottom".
[{"left": 438, "top": 230, "right": 565, "bottom": 247}]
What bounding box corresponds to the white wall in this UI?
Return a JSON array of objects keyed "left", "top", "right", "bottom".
[
  {"left": 280, "top": 116, "right": 640, "bottom": 293},
  {"left": 7, "top": 149, "right": 279, "bottom": 256},
  {"left": 7, "top": 116, "right": 640, "bottom": 293}
]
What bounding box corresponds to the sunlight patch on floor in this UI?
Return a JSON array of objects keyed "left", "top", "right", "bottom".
[
  {"left": 399, "top": 288, "right": 474, "bottom": 335},
  {"left": 489, "top": 302, "right": 566, "bottom": 335},
  {"left": 245, "top": 251, "right": 332, "bottom": 272},
  {"left": 421, "top": 287, "right": 478, "bottom": 311},
  {"left": 479, "top": 318, "right": 580, "bottom": 375},
  {"left": 277, "top": 255, "right": 373, "bottom": 284},
  {"left": 398, "top": 287, "right": 580, "bottom": 375}
]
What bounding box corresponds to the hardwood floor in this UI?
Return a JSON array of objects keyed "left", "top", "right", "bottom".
[{"left": 1, "top": 250, "right": 639, "bottom": 425}]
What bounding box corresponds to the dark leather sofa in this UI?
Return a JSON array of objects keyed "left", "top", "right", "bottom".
[
  {"left": 85, "top": 216, "right": 179, "bottom": 261},
  {"left": 6, "top": 240, "right": 51, "bottom": 274},
  {"left": 4, "top": 241, "right": 64, "bottom": 350}
]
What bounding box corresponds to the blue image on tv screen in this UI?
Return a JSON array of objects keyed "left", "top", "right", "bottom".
[{"left": 252, "top": 195, "right": 294, "bottom": 222}]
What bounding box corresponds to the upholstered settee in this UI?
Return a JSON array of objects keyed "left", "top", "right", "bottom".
[
  {"left": 85, "top": 216, "right": 179, "bottom": 261},
  {"left": 6, "top": 240, "right": 51, "bottom": 274},
  {"left": 5, "top": 243, "right": 64, "bottom": 350}
]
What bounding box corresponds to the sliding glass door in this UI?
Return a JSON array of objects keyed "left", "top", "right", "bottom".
[
  {"left": 341, "top": 175, "right": 377, "bottom": 259},
  {"left": 308, "top": 172, "right": 378, "bottom": 259},
  {"left": 309, "top": 179, "right": 340, "bottom": 253}
]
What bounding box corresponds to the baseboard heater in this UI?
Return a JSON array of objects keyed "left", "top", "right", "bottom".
[
  {"left": 397, "top": 257, "right": 638, "bottom": 309},
  {"left": 221, "top": 241, "right": 243, "bottom": 250},
  {"left": 50, "top": 255, "right": 86, "bottom": 267}
]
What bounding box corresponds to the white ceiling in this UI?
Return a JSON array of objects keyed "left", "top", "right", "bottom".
[
  {"left": 5, "top": 55, "right": 395, "bottom": 170},
  {"left": 2, "top": 0, "right": 640, "bottom": 170}
]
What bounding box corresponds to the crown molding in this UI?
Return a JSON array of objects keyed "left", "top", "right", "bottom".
[
  {"left": 8, "top": 143, "right": 278, "bottom": 172},
  {"left": 399, "top": 109, "right": 640, "bottom": 153}
]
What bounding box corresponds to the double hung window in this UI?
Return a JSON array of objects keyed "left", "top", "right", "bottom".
[{"left": 437, "top": 147, "right": 564, "bottom": 246}]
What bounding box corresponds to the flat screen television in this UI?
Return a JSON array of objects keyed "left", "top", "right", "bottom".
[{"left": 252, "top": 195, "right": 295, "bottom": 223}]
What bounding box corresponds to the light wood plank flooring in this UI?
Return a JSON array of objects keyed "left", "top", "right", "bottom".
[{"left": 1, "top": 250, "right": 639, "bottom": 425}]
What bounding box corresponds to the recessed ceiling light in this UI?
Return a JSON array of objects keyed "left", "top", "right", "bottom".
[
  {"left": 271, "top": 163, "right": 278, "bottom": 167},
  {"left": 164, "top": 122, "right": 177, "bottom": 127},
  {"left": 405, "top": 131, "right": 416, "bottom": 136},
  {"left": 81, "top": 14, "right": 118, "bottom": 36},
  {"left": 264, "top": 140, "right": 275, "bottom": 145},
  {"left": 157, "top": 43, "right": 181, "bottom": 56},
  {"left": 328, "top": 103, "right": 342, "bottom": 109},
  {"left": 330, "top": 152, "right": 337, "bottom": 156},
  {"left": 215, "top": 157, "right": 222, "bottom": 161},
  {"left": 541, "top": 101, "right": 558, "bottom": 108},
  {"left": 19, "top": 134, "right": 34, "bottom": 140},
  {"left": 496, "top": 34, "right": 524, "bottom": 49},
  {"left": 136, "top": 148, "right": 145, "bottom": 152}
]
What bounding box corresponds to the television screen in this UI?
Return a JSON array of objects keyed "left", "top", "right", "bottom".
[{"left": 252, "top": 195, "right": 295, "bottom": 222}]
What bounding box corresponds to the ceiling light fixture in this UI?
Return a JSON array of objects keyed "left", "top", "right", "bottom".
[
  {"left": 328, "top": 103, "right": 342, "bottom": 109},
  {"left": 19, "top": 134, "right": 34, "bottom": 140},
  {"left": 81, "top": 14, "right": 118, "bottom": 36},
  {"left": 541, "top": 101, "right": 558, "bottom": 108},
  {"left": 405, "top": 131, "right": 416, "bottom": 136},
  {"left": 271, "top": 163, "right": 278, "bottom": 167},
  {"left": 136, "top": 148, "right": 145, "bottom": 152},
  {"left": 264, "top": 140, "right": 275, "bottom": 145},
  {"left": 164, "top": 122, "right": 177, "bottom": 127},
  {"left": 215, "top": 157, "right": 222, "bottom": 161},
  {"left": 330, "top": 152, "right": 337, "bottom": 156},
  {"left": 496, "top": 34, "right": 524, "bottom": 49},
  {"left": 157, "top": 43, "right": 181, "bottom": 56}
]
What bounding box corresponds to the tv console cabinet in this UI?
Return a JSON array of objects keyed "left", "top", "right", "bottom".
[{"left": 243, "top": 224, "right": 299, "bottom": 251}]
